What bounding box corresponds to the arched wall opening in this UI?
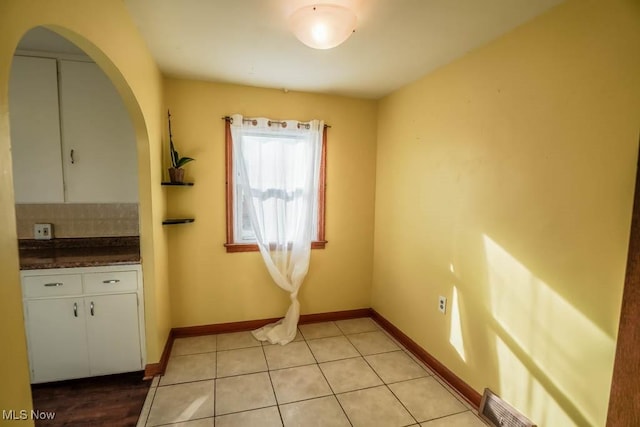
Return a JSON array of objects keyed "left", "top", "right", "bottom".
[{"left": 0, "top": 0, "right": 171, "bottom": 415}]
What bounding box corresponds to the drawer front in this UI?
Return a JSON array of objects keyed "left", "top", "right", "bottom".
[
  {"left": 23, "top": 274, "right": 83, "bottom": 298},
  {"left": 83, "top": 270, "right": 138, "bottom": 294}
]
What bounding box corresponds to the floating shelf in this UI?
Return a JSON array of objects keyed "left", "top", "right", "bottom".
[
  {"left": 162, "top": 218, "right": 195, "bottom": 225},
  {"left": 162, "top": 181, "right": 194, "bottom": 225},
  {"left": 161, "top": 182, "right": 194, "bottom": 186}
]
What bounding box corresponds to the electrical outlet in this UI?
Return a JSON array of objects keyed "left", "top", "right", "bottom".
[
  {"left": 34, "top": 223, "right": 53, "bottom": 240},
  {"left": 438, "top": 296, "right": 447, "bottom": 314}
]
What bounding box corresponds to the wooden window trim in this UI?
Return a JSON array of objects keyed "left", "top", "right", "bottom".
[{"left": 224, "top": 118, "right": 327, "bottom": 253}]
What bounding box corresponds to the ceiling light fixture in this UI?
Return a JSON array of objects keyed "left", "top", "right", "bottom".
[{"left": 289, "top": 4, "right": 357, "bottom": 50}]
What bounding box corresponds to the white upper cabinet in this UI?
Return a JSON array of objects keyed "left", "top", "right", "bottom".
[
  {"left": 9, "top": 56, "right": 138, "bottom": 204},
  {"left": 59, "top": 60, "right": 138, "bottom": 203},
  {"left": 9, "top": 56, "right": 65, "bottom": 203}
]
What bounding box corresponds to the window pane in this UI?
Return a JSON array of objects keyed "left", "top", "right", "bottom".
[
  {"left": 240, "top": 190, "right": 255, "bottom": 240},
  {"left": 226, "top": 118, "right": 326, "bottom": 251},
  {"left": 235, "top": 131, "right": 319, "bottom": 243}
]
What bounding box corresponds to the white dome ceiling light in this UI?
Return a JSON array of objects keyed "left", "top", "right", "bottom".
[{"left": 289, "top": 4, "right": 357, "bottom": 50}]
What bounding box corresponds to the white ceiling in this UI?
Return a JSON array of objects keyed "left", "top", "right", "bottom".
[
  {"left": 17, "top": 1, "right": 564, "bottom": 99},
  {"left": 124, "top": 0, "right": 563, "bottom": 99}
]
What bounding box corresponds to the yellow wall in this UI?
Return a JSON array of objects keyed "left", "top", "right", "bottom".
[
  {"left": 372, "top": 0, "right": 640, "bottom": 426},
  {"left": 0, "top": 0, "right": 170, "bottom": 419},
  {"left": 2, "top": 1, "right": 638, "bottom": 425},
  {"left": 163, "top": 79, "right": 377, "bottom": 327}
]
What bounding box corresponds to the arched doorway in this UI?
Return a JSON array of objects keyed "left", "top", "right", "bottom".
[
  {"left": 0, "top": 4, "right": 168, "bottom": 415},
  {"left": 7, "top": 25, "right": 149, "bottom": 415}
]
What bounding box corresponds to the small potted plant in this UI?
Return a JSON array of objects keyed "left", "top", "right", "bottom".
[{"left": 167, "top": 110, "right": 194, "bottom": 183}]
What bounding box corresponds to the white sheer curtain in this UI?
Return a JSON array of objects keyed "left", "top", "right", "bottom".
[{"left": 230, "top": 114, "right": 323, "bottom": 345}]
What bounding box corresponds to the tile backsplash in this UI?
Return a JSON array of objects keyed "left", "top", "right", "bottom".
[{"left": 15, "top": 203, "right": 139, "bottom": 238}]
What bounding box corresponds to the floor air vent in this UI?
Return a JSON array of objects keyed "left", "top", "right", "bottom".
[{"left": 479, "top": 388, "right": 537, "bottom": 427}]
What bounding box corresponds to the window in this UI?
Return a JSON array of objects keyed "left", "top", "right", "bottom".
[{"left": 224, "top": 116, "right": 327, "bottom": 252}]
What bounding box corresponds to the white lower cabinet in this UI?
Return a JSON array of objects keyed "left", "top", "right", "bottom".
[
  {"left": 86, "top": 293, "right": 141, "bottom": 376},
  {"left": 25, "top": 298, "right": 90, "bottom": 382},
  {"left": 21, "top": 265, "right": 145, "bottom": 383}
]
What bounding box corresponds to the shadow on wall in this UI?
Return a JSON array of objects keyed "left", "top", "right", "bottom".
[{"left": 481, "top": 234, "right": 614, "bottom": 427}]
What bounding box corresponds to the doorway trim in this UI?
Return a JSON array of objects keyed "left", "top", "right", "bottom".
[{"left": 606, "top": 140, "right": 640, "bottom": 426}]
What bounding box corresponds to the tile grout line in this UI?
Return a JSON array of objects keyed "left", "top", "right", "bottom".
[
  {"left": 313, "top": 334, "right": 355, "bottom": 426},
  {"left": 331, "top": 320, "right": 419, "bottom": 425},
  {"left": 385, "top": 383, "right": 425, "bottom": 426},
  {"left": 419, "top": 409, "right": 484, "bottom": 425},
  {"left": 259, "top": 335, "right": 285, "bottom": 427},
  {"left": 370, "top": 318, "right": 483, "bottom": 414},
  {"left": 336, "top": 319, "right": 424, "bottom": 426},
  {"left": 213, "top": 333, "right": 217, "bottom": 425},
  {"left": 358, "top": 345, "right": 421, "bottom": 425},
  {"left": 140, "top": 380, "right": 158, "bottom": 427},
  {"left": 151, "top": 319, "right": 484, "bottom": 425},
  {"left": 296, "top": 321, "right": 353, "bottom": 427},
  {"left": 360, "top": 322, "right": 473, "bottom": 422},
  {"left": 213, "top": 334, "right": 220, "bottom": 418},
  {"left": 306, "top": 322, "right": 355, "bottom": 427},
  {"left": 429, "top": 373, "right": 479, "bottom": 410},
  {"left": 343, "top": 321, "right": 422, "bottom": 426}
]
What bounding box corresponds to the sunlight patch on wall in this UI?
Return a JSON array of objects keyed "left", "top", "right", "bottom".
[
  {"left": 483, "top": 235, "right": 614, "bottom": 427},
  {"left": 449, "top": 286, "right": 467, "bottom": 362},
  {"left": 495, "top": 337, "right": 575, "bottom": 426}
]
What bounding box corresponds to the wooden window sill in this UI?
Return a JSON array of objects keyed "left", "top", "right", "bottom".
[{"left": 225, "top": 241, "right": 327, "bottom": 253}]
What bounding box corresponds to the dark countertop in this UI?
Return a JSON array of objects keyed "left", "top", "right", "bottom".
[{"left": 19, "top": 237, "right": 141, "bottom": 270}]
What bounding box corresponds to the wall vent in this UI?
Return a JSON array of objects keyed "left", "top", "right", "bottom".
[{"left": 479, "top": 388, "right": 537, "bottom": 427}]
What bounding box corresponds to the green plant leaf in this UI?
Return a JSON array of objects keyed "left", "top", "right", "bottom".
[
  {"left": 176, "top": 157, "right": 195, "bottom": 168},
  {"left": 170, "top": 140, "right": 179, "bottom": 168},
  {"left": 168, "top": 120, "right": 194, "bottom": 168}
]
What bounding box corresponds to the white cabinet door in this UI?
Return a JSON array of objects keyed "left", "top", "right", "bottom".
[
  {"left": 25, "top": 298, "right": 90, "bottom": 383},
  {"left": 22, "top": 266, "right": 145, "bottom": 383},
  {"left": 85, "top": 293, "right": 142, "bottom": 376},
  {"left": 9, "top": 56, "right": 65, "bottom": 203},
  {"left": 58, "top": 60, "right": 138, "bottom": 203}
]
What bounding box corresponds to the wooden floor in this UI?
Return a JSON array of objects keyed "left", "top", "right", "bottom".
[{"left": 31, "top": 371, "right": 151, "bottom": 427}]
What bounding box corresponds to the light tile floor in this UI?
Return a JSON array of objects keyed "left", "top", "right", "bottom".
[{"left": 137, "top": 318, "right": 487, "bottom": 427}]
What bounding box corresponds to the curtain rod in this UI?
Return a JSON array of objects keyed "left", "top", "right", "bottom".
[{"left": 222, "top": 116, "right": 331, "bottom": 128}]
